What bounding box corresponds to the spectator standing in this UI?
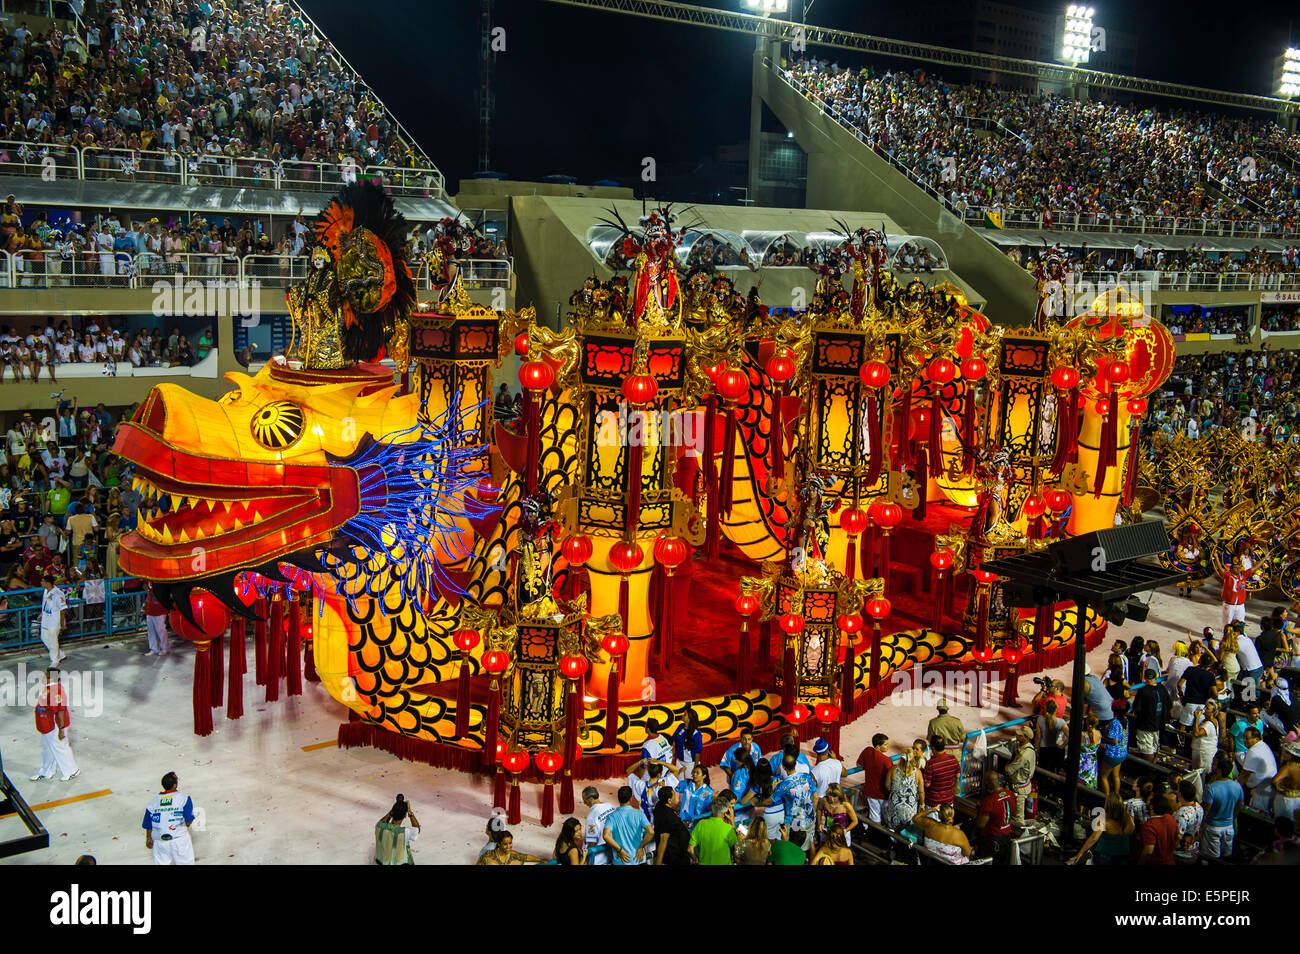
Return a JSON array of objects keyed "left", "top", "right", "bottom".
[
  {"left": 603, "top": 785, "right": 654, "bottom": 865},
  {"left": 854, "top": 732, "right": 892, "bottom": 823},
  {"left": 926, "top": 703, "right": 966, "bottom": 748},
  {"left": 809, "top": 738, "right": 844, "bottom": 797},
  {"left": 580, "top": 787, "right": 616, "bottom": 866},
  {"left": 145, "top": 583, "right": 170, "bottom": 656},
  {"left": 1139, "top": 795, "right": 1179, "bottom": 865},
  {"left": 1202, "top": 753, "right": 1244, "bottom": 861},
  {"left": 29, "top": 667, "right": 78, "bottom": 782},
  {"left": 143, "top": 772, "right": 196, "bottom": 865},
  {"left": 651, "top": 786, "right": 690, "bottom": 866},
  {"left": 688, "top": 800, "right": 737, "bottom": 865},
  {"left": 921, "top": 736, "right": 960, "bottom": 807},
  {"left": 38, "top": 571, "right": 67, "bottom": 667},
  {"left": 1005, "top": 725, "right": 1037, "bottom": 826},
  {"left": 975, "top": 771, "right": 1016, "bottom": 863},
  {"left": 1241, "top": 727, "right": 1279, "bottom": 811},
  {"left": 1130, "top": 667, "right": 1172, "bottom": 757}
]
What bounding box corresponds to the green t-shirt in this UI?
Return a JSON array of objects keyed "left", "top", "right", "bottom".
[
  {"left": 47, "top": 487, "right": 71, "bottom": 515},
  {"left": 688, "top": 816, "right": 737, "bottom": 865},
  {"left": 770, "top": 840, "right": 807, "bottom": 865}
]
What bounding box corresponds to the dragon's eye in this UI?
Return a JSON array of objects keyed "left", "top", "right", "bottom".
[{"left": 250, "top": 401, "right": 305, "bottom": 450}]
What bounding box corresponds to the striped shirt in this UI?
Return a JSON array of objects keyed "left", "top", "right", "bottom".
[{"left": 923, "top": 752, "right": 960, "bottom": 806}]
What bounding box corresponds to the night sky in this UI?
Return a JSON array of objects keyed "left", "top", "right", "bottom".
[{"left": 299, "top": 0, "right": 1299, "bottom": 192}]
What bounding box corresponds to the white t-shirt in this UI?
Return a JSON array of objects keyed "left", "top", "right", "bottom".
[
  {"left": 583, "top": 801, "right": 617, "bottom": 847},
  {"left": 1242, "top": 740, "right": 1278, "bottom": 790},
  {"left": 1237, "top": 636, "right": 1263, "bottom": 672},
  {"left": 811, "top": 757, "right": 844, "bottom": 797},
  {"left": 41, "top": 586, "right": 68, "bottom": 631}
]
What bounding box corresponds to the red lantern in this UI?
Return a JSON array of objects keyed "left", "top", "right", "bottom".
[
  {"left": 167, "top": 591, "right": 231, "bottom": 642},
  {"left": 1045, "top": 489, "right": 1072, "bottom": 513},
  {"left": 960, "top": 357, "right": 987, "bottom": 381},
  {"left": 561, "top": 534, "right": 593, "bottom": 566},
  {"left": 955, "top": 326, "right": 974, "bottom": 359},
  {"left": 788, "top": 704, "right": 812, "bottom": 725},
  {"left": 653, "top": 534, "right": 689, "bottom": 569},
  {"left": 766, "top": 349, "right": 796, "bottom": 383},
  {"left": 930, "top": 549, "right": 954, "bottom": 570},
  {"left": 815, "top": 702, "right": 840, "bottom": 723},
  {"left": 475, "top": 482, "right": 503, "bottom": 503},
  {"left": 608, "top": 541, "right": 644, "bottom": 573},
  {"left": 1021, "top": 495, "right": 1047, "bottom": 519},
  {"left": 735, "top": 593, "right": 761, "bottom": 616},
  {"left": 972, "top": 567, "right": 998, "bottom": 584},
  {"left": 1106, "top": 359, "right": 1131, "bottom": 385},
  {"left": 452, "top": 629, "right": 480, "bottom": 653},
  {"left": 601, "top": 633, "right": 630, "bottom": 657},
  {"left": 837, "top": 613, "right": 863, "bottom": 634},
  {"left": 705, "top": 360, "right": 727, "bottom": 385},
  {"left": 859, "top": 360, "right": 891, "bottom": 389},
  {"left": 840, "top": 508, "right": 868, "bottom": 536},
  {"left": 501, "top": 750, "right": 530, "bottom": 774},
  {"left": 534, "top": 751, "right": 563, "bottom": 774},
  {"left": 778, "top": 613, "right": 805, "bottom": 634},
  {"left": 1051, "top": 366, "right": 1080, "bottom": 390},
  {"left": 1004, "top": 639, "right": 1024, "bottom": 664},
  {"left": 513, "top": 332, "right": 529, "bottom": 356},
  {"left": 1094, "top": 398, "right": 1111, "bottom": 415},
  {"left": 871, "top": 500, "right": 903, "bottom": 530},
  {"left": 481, "top": 649, "right": 510, "bottom": 674},
  {"left": 865, "top": 597, "right": 892, "bottom": 620},
  {"left": 927, "top": 357, "right": 957, "bottom": 384},
  {"left": 715, "top": 368, "right": 749, "bottom": 403},
  {"left": 621, "top": 373, "right": 658, "bottom": 406},
  {"left": 560, "top": 655, "right": 588, "bottom": 679},
  {"left": 1126, "top": 397, "right": 1147, "bottom": 415},
  {"left": 518, "top": 359, "right": 554, "bottom": 392}
]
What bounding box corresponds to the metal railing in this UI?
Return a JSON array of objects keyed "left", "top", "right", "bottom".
[
  {"left": 0, "top": 578, "right": 147, "bottom": 653},
  {"left": 1, "top": 253, "right": 513, "bottom": 290},
  {"left": 1069, "top": 270, "right": 1300, "bottom": 294},
  {"left": 0, "top": 139, "right": 80, "bottom": 180}
]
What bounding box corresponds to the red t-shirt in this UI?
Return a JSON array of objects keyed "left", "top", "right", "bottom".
[
  {"left": 923, "top": 752, "right": 960, "bottom": 806},
  {"left": 855, "top": 747, "right": 893, "bottom": 800},
  {"left": 978, "top": 789, "right": 1016, "bottom": 836},
  {"left": 1140, "top": 814, "right": 1178, "bottom": 865},
  {"left": 145, "top": 589, "right": 166, "bottom": 617},
  {"left": 34, "top": 684, "right": 67, "bottom": 735},
  {"left": 1221, "top": 571, "right": 1247, "bottom": 606}
]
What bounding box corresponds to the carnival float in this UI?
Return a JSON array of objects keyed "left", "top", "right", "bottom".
[{"left": 110, "top": 187, "right": 1174, "bottom": 823}]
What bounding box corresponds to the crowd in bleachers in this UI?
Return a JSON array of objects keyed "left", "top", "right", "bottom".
[
  {"left": 1013, "top": 241, "right": 1300, "bottom": 279},
  {"left": 0, "top": 316, "right": 213, "bottom": 379},
  {"left": 894, "top": 241, "right": 942, "bottom": 272},
  {"left": 1165, "top": 305, "right": 1251, "bottom": 339},
  {"left": 0, "top": 0, "right": 425, "bottom": 184},
  {"left": 785, "top": 58, "right": 1300, "bottom": 230},
  {"left": 1147, "top": 348, "right": 1300, "bottom": 441},
  {"left": 1260, "top": 305, "right": 1300, "bottom": 334}
]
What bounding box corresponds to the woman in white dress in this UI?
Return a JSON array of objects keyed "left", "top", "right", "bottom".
[{"left": 1191, "top": 700, "right": 1220, "bottom": 772}]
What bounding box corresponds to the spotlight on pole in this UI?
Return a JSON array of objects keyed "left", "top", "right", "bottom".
[
  {"left": 1280, "top": 48, "right": 1300, "bottom": 99},
  {"left": 1060, "top": 5, "right": 1096, "bottom": 65},
  {"left": 742, "top": 0, "right": 791, "bottom": 12}
]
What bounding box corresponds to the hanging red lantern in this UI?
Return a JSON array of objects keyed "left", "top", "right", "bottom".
[
  {"left": 167, "top": 591, "right": 231, "bottom": 643},
  {"left": 608, "top": 540, "right": 644, "bottom": 573},
  {"left": 621, "top": 373, "right": 658, "bottom": 406},
  {"left": 1021, "top": 495, "right": 1047, "bottom": 519},
  {"left": 927, "top": 357, "right": 957, "bottom": 384},
  {"left": 972, "top": 567, "right": 998, "bottom": 584},
  {"left": 1126, "top": 397, "right": 1147, "bottom": 415},
  {"left": 788, "top": 704, "right": 812, "bottom": 725},
  {"left": 452, "top": 629, "right": 480, "bottom": 653},
  {"left": 960, "top": 357, "right": 987, "bottom": 381},
  {"left": 715, "top": 368, "right": 749, "bottom": 403},
  {"left": 601, "top": 633, "right": 630, "bottom": 657},
  {"left": 840, "top": 508, "right": 869, "bottom": 536},
  {"left": 518, "top": 359, "right": 554, "bottom": 392},
  {"left": 1004, "top": 639, "right": 1024, "bottom": 664},
  {"left": 481, "top": 649, "right": 511, "bottom": 673},
  {"left": 871, "top": 500, "right": 903, "bottom": 530},
  {"left": 865, "top": 596, "right": 892, "bottom": 620},
  {"left": 859, "top": 360, "right": 891, "bottom": 389},
  {"left": 513, "top": 332, "right": 529, "bottom": 356},
  {"left": 815, "top": 702, "right": 840, "bottom": 723},
  {"left": 766, "top": 349, "right": 796, "bottom": 383},
  {"left": 1045, "top": 489, "right": 1072, "bottom": 513},
  {"left": 1051, "top": 366, "right": 1080, "bottom": 390},
  {"left": 559, "top": 655, "right": 588, "bottom": 679},
  {"left": 653, "top": 534, "right": 689, "bottom": 569},
  {"left": 534, "top": 751, "right": 564, "bottom": 774},
  {"left": 501, "top": 750, "right": 530, "bottom": 774},
  {"left": 837, "top": 613, "right": 863, "bottom": 634},
  {"left": 1094, "top": 398, "right": 1111, "bottom": 415},
  {"left": 930, "top": 549, "right": 954, "bottom": 570},
  {"left": 705, "top": 360, "right": 727, "bottom": 385},
  {"left": 561, "top": 534, "right": 593, "bottom": 566},
  {"left": 1106, "top": 359, "right": 1131, "bottom": 385},
  {"left": 735, "top": 593, "right": 761, "bottom": 616},
  {"left": 778, "top": 613, "right": 805, "bottom": 634}
]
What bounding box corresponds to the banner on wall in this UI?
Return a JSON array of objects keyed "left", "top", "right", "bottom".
[{"left": 1260, "top": 291, "right": 1300, "bottom": 303}]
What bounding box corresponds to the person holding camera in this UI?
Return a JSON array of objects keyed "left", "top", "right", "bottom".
[{"left": 374, "top": 794, "right": 421, "bottom": 865}]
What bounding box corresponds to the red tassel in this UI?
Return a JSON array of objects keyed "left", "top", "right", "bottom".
[
  {"left": 304, "top": 636, "right": 318, "bottom": 682},
  {"left": 626, "top": 435, "right": 643, "bottom": 533},
  {"left": 618, "top": 574, "right": 630, "bottom": 643},
  {"left": 861, "top": 527, "right": 874, "bottom": 579},
  {"left": 253, "top": 598, "right": 267, "bottom": 685},
  {"left": 1033, "top": 604, "right": 1050, "bottom": 655},
  {"left": 868, "top": 623, "right": 883, "bottom": 688},
  {"left": 507, "top": 776, "right": 522, "bottom": 826},
  {"left": 493, "top": 766, "right": 507, "bottom": 810},
  {"left": 759, "top": 618, "right": 772, "bottom": 675},
  {"left": 840, "top": 640, "right": 856, "bottom": 714},
  {"left": 898, "top": 387, "right": 914, "bottom": 467},
  {"left": 932, "top": 570, "right": 945, "bottom": 633},
  {"left": 737, "top": 618, "right": 752, "bottom": 691},
  {"left": 483, "top": 678, "right": 502, "bottom": 770},
  {"left": 720, "top": 407, "right": 738, "bottom": 516},
  {"left": 962, "top": 384, "right": 977, "bottom": 474},
  {"left": 880, "top": 531, "right": 893, "bottom": 598},
  {"left": 770, "top": 389, "right": 784, "bottom": 482},
  {"left": 1050, "top": 388, "right": 1076, "bottom": 474},
  {"left": 1122, "top": 423, "right": 1139, "bottom": 505},
  {"left": 1001, "top": 662, "right": 1020, "bottom": 707},
  {"left": 541, "top": 780, "right": 555, "bottom": 828},
  {"left": 661, "top": 570, "right": 675, "bottom": 671},
  {"left": 192, "top": 641, "right": 213, "bottom": 737},
  {"left": 844, "top": 533, "right": 857, "bottom": 581},
  {"left": 455, "top": 651, "right": 472, "bottom": 738},
  {"left": 913, "top": 446, "right": 928, "bottom": 522},
  {"left": 563, "top": 678, "right": 581, "bottom": 769},
  {"left": 524, "top": 389, "right": 540, "bottom": 495},
  {"left": 265, "top": 598, "right": 282, "bottom": 703},
  {"left": 210, "top": 633, "right": 224, "bottom": 708},
  {"left": 605, "top": 660, "right": 621, "bottom": 748},
  {"left": 287, "top": 600, "right": 302, "bottom": 697},
  {"left": 782, "top": 642, "right": 797, "bottom": 714},
  {"left": 976, "top": 585, "right": 990, "bottom": 654},
  {"left": 864, "top": 392, "right": 883, "bottom": 485},
  {"left": 928, "top": 395, "right": 943, "bottom": 480},
  {"left": 559, "top": 770, "right": 575, "bottom": 816},
  {"left": 1093, "top": 391, "right": 1119, "bottom": 498},
  {"left": 227, "top": 617, "right": 244, "bottom": 720},
  {"left": 704, "top": 396, "right": 720, "bottom": 560}
]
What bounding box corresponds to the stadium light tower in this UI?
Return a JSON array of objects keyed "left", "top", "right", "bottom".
[
  {"left": 1281, "top": 48, "right": 1300, "bottom": 98},
  {"left": 1060, "top": 5, "right": 1095, "bottom": 65},
  {"left": 742, "top": 0, "right": 790, "bottom": 13}
]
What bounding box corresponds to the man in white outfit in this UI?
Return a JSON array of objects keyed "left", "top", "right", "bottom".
[
  {"left": 143, "top": 772, "right": 197, "bottom": 865},
  {"left": 30, "top": 668, "right": 79, "bottom": 781},
  {"left": 581, "top": 786, "right": 617, "bottom": 865},
  {"left": 39, "top": 573, "right": 68, "bottom": 667}
]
